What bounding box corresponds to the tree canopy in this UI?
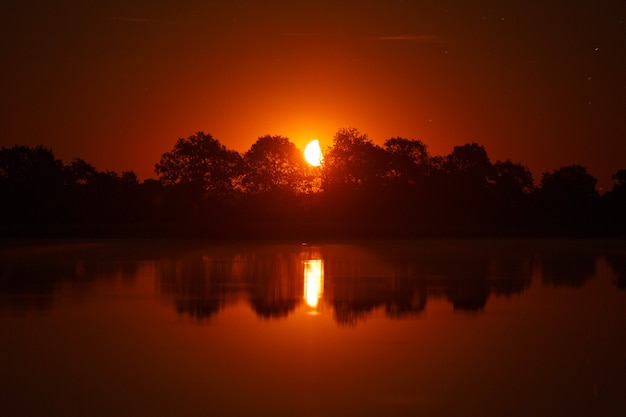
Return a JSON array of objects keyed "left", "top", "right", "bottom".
[
  {"left": 155, "top": 132, "right": 242, "bottom": 198},
  {"left": 242, "top": 135, "right": 309, "bottom": 195}
]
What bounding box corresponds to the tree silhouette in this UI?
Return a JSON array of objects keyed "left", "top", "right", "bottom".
[
  {"left": 0, "top": 145, "right": 65, "bottom": 223},
  {"left": 322, "top": 127, "right": 389, "bottom": 192},
  {"left": 155, "top": 132, "right": 243, "bottom": 199},
  {"left": 377, "top": 137, "right": 433, "bottom": 229},
  {"left": 538, "top": 164, "right": 599, "bottom": 234},
  {"left": 0, "top": 145, "right": 63, "bottom": 187},
  {"left": 493, "top": 160, "right": 534, "bottom": 195},
  {"left": 242, "top": 135, "right": 309, "bottom": 195},
  {"left": 384, "top": 137, "right": 430, "bottom": 184},
  {"left": 540, "top": 164, "right": 598, "bottom": 201},
  {"left": 602, "top": 169, "right": 626, "bottom": 236},
  {"left": 57, "top": 156, "right": 141, "bottom": 224},
  {"left": 3, "top": 126, "right": 626, "bottom": 238},
  {"left": 611, "top": 169, "right": 626, "bottom": 188},
  {"left": 492, "top": 160, "right": 534, "bottom": 229},
  {"left": 235, "top": 135, "right": 317, "bottom": 230},
  {"left": 153, "top": 132, "right": 244, "bottom": 229},
  {"left": 64, "top": 158, "right": 98, "bottom": 186},
  {"left": 320, "top": 128, "right": 391, "bottom": 224},
  {"left": 445, "top": 142, "right": 493, "bottom": 180},
  {"left": 431, "top": 142, "right": 495, "bottom": 230}
]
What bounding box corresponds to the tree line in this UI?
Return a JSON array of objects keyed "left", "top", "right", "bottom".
[{"left": 1, "top": 127, "right": 625, "bottom": 237}]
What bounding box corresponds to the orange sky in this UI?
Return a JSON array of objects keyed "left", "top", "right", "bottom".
[{"left": 1, "top": 1, "right": 624, "bottom": 189}]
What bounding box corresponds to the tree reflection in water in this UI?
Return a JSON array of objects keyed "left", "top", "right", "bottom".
[
  {"left": 607, "top": 254, "right": 626, "bottom": 290},
  {"left": 1, "top": 240, "right": 623, "bottom": 322},
  {"left": 155, "top": 241, "right": 555, "bottom": 325},
  {"left": 0, "top": 241, "right": 142, "bottom": 314}
]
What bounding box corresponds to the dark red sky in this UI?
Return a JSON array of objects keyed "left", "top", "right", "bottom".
[{"left": 1, "top": 1, "right": 624, "bottom": 189}]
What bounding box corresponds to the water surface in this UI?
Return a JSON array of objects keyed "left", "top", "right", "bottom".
[{"left": 1, "top": 239, "right": 625, "bottom": 416}]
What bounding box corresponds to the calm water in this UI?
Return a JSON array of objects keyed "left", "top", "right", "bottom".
[{"left": 1, "top": 239, "right": 625, "bottom": 417}]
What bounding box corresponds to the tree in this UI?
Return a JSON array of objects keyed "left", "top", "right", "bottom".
[
  {"left": 493, "top": 160, "right": 534, "bottom": 195},
  {"left": 242, "top": 135, "right": 309, "bottom": 195},
  {"left": 435, "top": 142, "right": 495, "bottom": 228},
  {"left": 491, "top": 160, "right": 534, "bottom": 229},
  {"left": 155, "top": 132, "right": 243, "bottom": 198},
  {"left": 383, "top": 137, "right": 430, "bottom": 185},
  {"left": 0, "top": 145, "right": 64, "bottom": 189},
  {"left": 121, "top": 170, "right": 139, "bottom": 186},
  {"left": 611, "top": 169, "right": 626, "bottom": 189},
  {"left": 540, "top": 164, "right": 598, "bottom": 202},
  {"left": 64, "top": 158, "right": 98, "bottom": 186},
  {"left": 0, "top": 145, "right": 65, "bottom": 222},
  {"left": 322, "top": 127, "right": 388, "bottom": 192},
  {"left": 61, "top": 157, "right": 142, "bottom": 223},
  {"left": 538, "top": 164, "right": 599, "bottom": 233},
  {"left": 444, "top": 142, "right": 493, "bottom": 180},
  {"left": 379, "top": 137, "right": 434, "bottom": 224},
  {"left": 602, "top": 168, "right": 626, "bottom": 236},
  {"left": 318, "top": 128, "right": 392, "bottom": 226}
]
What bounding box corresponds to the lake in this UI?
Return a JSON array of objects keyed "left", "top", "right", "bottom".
[{"left": 1, "top": 239, "right": 625, "bottom": 417}]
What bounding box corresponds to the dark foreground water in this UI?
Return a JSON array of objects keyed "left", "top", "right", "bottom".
[{"left": 1, "top": 239, "right": 625, "bottom": 417}]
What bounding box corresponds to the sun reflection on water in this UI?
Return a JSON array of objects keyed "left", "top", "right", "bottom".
[{"left": 303, "top": 258, "right": 324, "bottom": 312}]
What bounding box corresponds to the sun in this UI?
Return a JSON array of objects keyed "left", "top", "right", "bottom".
[{"left": 304, "top": 139, "right": 323, "bottom": 167}]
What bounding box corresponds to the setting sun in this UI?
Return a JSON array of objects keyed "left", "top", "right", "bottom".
[{"left": 304, "top": 139, "right": 323, "bottom": 167}]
